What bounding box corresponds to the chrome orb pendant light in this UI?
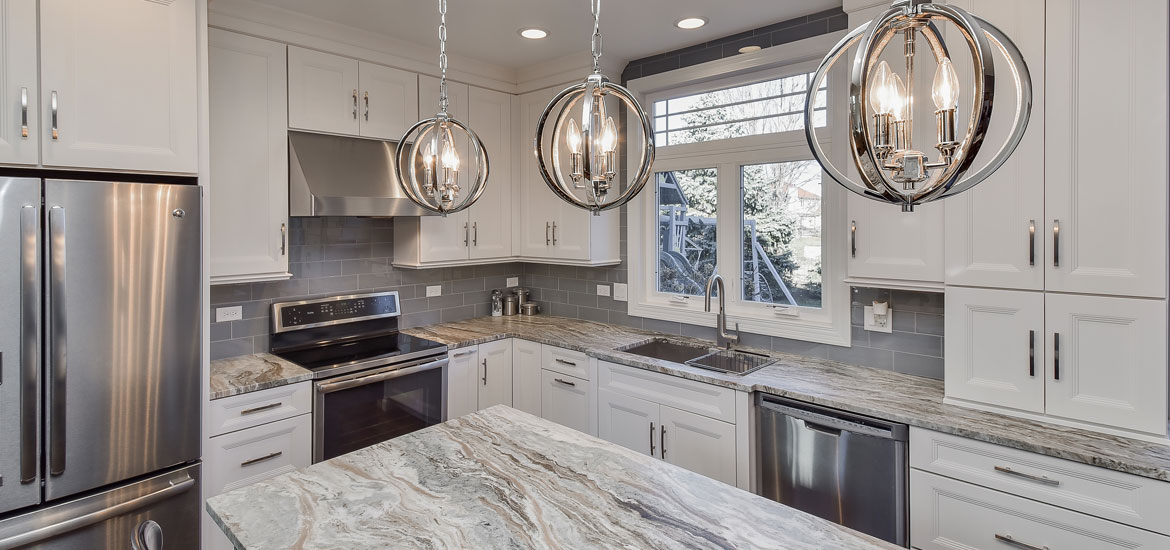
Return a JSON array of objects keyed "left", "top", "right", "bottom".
[
  {"left": 395, "top": 0, "right": 489, "bottom": 216},
  {"left": 534, "top": 0, "right": 655, "bottom": 215},
  {"left": 805, "top": 0, "right": 1032, "bottom": 211}
]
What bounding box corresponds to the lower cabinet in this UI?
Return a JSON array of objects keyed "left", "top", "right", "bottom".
[
  {"left": 447, "top": 346, "right": 480, "bottom": 419},
  {"left": 658, "top": 405, "right": 737, "bottom": 486},
  {"left": 447, "top": 340, "right": 514, "bottom": 419},
  {"left": 541, "top": 370, "right": 593, "bottom": 435},
  {"left": 512, "top": 339, "right": 542, "bottom": 416}
]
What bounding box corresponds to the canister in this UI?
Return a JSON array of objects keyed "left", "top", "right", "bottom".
[
  {"left": 520, "top": 302, "right": 540, "bottom": 316},
  {"left": 502, "top": 295, "right": 519, "bottom": 316}
]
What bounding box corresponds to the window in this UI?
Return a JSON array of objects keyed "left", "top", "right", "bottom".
[{"left": 627, "top": 41, "right": 850, "bottom": 346}]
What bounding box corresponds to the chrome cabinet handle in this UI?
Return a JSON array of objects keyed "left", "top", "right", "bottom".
[
  {"left": 660, "top": 425, "right": 667, "bottom": 460},
  {"left": 48, "top": 206, "right": 66, "bottom": 476},
  {"left": 481, "top": 358, "right": 487, "bottom": 386},
  {"left": 1053, "top": 332, "right": 1060, "bottom": 380},
  {"left": 649, "top": 422, "right": 656, "bottom": 456},
  {"left": 554, "top": 358, "right": 577, "bottom": 367},
  {"left": 1028, "top": 220, "right": 1035, "bottom": 266},
  {"left": 20, "top": 87, "right": 28, "bottom": 138},
  {"left": 50, "top": 91, "right": 58, "bottom": 140},
  {"left": 363, "top": 91, "right": 369, "bottom": 121},
  {"left": 19, "top": 206, "right": 37, "bottom": 484},
  {"left": 553, "top": 378, "right": 576, "bottom": 387},
  {"left": 994, "top": 465, "right": 1060, "bottom": 486},
  {"left": 545, "top": 222, "right": 550, "bottom": 245},
  {"left": 464, "top": 222, "right": 469, "bottom": 247},
  {"left": 1028, "top": 330, "right": 1035, "bottom": 377},
  {"left": 240, "top": 402, "right": 281, "bottom": 416},
  {"left": 352, "top": 89, "right": 358, "bottom": 119},
  {"left": 451, "top": 349, "right": 476, "bottom": 358},
  {"left": 850, "top": 220, "right": 857, "bottom": 258},
  {"left": 994, "top": 533, "right": 1049, "bottom": 550},
  {"left": 552, "top": 221, "right": 558, "bottom": 245},
  {"left": 1052, "top": 220, "right": 1060, "bottom": 267},
  {"left": 240, "top": 451, "right": 283, "bottom": 468},
  {"left": 472, "top": 222, "right": 477, "bottom": 246},
  {"left": 280, "top": 223, "right": 286, "bottom": 256}
]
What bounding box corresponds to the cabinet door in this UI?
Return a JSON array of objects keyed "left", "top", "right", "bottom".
[
  {"left": 847, "top": 194, "right": 944, "bottom": 283},
  {"left": 0, "top": 0, "right": 37, "bottom": 166},
  {"left": 540, "top": 370, "right": 592, "bottom": 435},
  {"left": 358, "top": 62, "right": 417, "bottom": 140},
  {"left": 1045, "top": 0, "right": 1167, "bottom": 298},
  {"left": 209, "top": 30, "right": 290, "bottom": 284},
  {"left": 467, "top": 86, "right": 512, "bottom": 260},
  {"left": 511, "top": 340, "right": 542, "bottom": 416},
  {"left": 40, "top": 0, "right": 197, "bottom": 173},
  {"left": 446, "top": 347, "right": 479, "bottom": 419},
  {"left": 597, "top": 389, "right": 659, "bottom": 458},
  {"left": 518, "top": 87, "right": 557, "bottom": 258},
  {"left": 418, "top": 76, "right": 471, "bottom": 262},
  {"left": 1045, "top": 294, "right": 1167, "bottom": 436},
  {"left": 552, "top": 202, "right": 592, "bottom": 260},
  {"left": 659, "top": 405, "right": 737, "bottom": 485},
  {"left": 477, "top": 339, "right": 513, "bottom": 409},
  {"left": 287, "top": 46, "right": 360, "bottom": 136},
  {"left": 943, "top": 0, "right": 1044, "bottom": 290},
  {"left": 944, "top": 287, "right": 1044, "bottom": 413}
]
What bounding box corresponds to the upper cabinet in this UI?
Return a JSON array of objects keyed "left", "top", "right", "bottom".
[
  {"left": 39, "top": 0, "right": 198, "bottom": 173},
  {"left": 847, "top": 197, "right": 944, "bottom": 285},
  {"left": 0, "top": 0, "right": 37, "bottom": 167},
  {"left": 287, "top": 46, "right": 418, "bottom": 140},
  {"left": 208, "top": 30, "right": 290, "bottom": 285}
]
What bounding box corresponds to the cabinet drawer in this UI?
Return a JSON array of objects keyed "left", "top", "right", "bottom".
[
  {"left": 206, "top": 382, "right": 312, "bottom": 437},
  {"left": 911, "top": 427, "right": 1170, "bottom": 534},
  {"left": 540, "top": 370, "right": 593, "bottom": 436},
  {"left": 205, "top": 413, "right": 311, "bottom": 497},
  {"left": 598, "top": 361, "right": 736, "bottom": 423},
  {"left": 542, "top": 345, "right": 592, "bottom": 380},
  {"left": 911, "top": 469, "right": 1170, "bottom": 550}
]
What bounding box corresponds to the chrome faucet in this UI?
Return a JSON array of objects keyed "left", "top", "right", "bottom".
[{"left": 704, "top": 273, "right": 740, "bottom": 349}]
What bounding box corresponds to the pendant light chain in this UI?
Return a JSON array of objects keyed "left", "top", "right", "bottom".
[
  {"left": 437, "top": 0, "right": 449, "bottom": 113},
  {"left": 590, "top": 0, "right": 602, "bottom": 73}
]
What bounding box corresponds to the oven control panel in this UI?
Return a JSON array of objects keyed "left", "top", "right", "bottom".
[{"left": 274, "top": 291, "right": 399, "bottom": 332}]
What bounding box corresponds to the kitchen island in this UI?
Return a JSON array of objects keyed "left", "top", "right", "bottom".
[{"left": 206, "top": 406, "right": 897, "bottom": 550}]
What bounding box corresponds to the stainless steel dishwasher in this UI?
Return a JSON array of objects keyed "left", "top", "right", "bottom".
[{"left": 756, "top": 393, "right": 909, "bottom": 547}]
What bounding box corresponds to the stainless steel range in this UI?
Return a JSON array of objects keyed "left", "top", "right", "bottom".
[{"left": 269, "top": 291, "right": 448, "bottom": 463}]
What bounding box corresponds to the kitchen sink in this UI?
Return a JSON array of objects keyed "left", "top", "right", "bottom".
[
  {"left": 686, "top": 349, "right": 776, "bottom": 376},
  {"left": 617, "top": 338, "right": 714, "bottom": 364}
]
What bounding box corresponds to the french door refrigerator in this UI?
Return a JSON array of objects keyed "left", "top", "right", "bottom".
[{"left": 0, "top": 178, "right": 201, "bottom": 549}]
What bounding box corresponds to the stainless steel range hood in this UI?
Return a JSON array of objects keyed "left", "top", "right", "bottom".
[{"left": 289, "top": 130, "right": 434, "bottom": 217}]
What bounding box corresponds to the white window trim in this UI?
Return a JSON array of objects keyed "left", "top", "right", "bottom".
[{"left": 625, "top": 31, "right": 852, "bottom": 346}]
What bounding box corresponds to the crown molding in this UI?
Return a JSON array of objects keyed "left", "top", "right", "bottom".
[{"left": 514, "top": 50, "right": 627, "bottom": 94}]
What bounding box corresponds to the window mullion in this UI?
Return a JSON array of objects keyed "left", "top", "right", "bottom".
[{"left": 714, "top": 162, "right": 741, "bottom": 314}]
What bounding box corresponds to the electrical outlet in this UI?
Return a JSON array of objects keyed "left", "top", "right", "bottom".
[
  {"left": 596, "top": 284, "right": 611, "bottom": 297},
  {"left": 612, "top": 283, "right": 628, "bottom": 302},
  {"left": 215, "top": 306, "right": 242, "bottom": 323},
  {"left": 426, "top": 285, "right": 442, "bottom": 297},
  {"left": 863, "top": 305, "right": 893, "bottom": 333},
  {"left": 506, "top": 277, "right": 519, "bottom": 287}
]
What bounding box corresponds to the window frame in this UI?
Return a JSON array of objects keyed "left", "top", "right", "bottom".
[{"left": 625, "top": 32, "right": 852, "bottom": 346}]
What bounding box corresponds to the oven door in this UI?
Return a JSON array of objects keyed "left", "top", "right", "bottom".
[{"left": 313, "top": 356, "right": 448, "bottom": 463}]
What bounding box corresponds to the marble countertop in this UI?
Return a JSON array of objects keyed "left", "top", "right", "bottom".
[
  {"left": 209, "top": 353, "right": 312, "bottom": 400},
  {"left": 207, "top": 406, "right": 898, "bottom": 550}
]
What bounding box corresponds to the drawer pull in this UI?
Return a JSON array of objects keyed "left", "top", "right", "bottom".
[
  {"left": 994, "top": 465, "right": 1060, "bottom": 486},
  {"left": 240, "top": 451, "right": 283, "bottom": 468},
  {"left": 555, "top": 358, "right": 577, "bottom": 367},
  {"left": 995, "top": 533, "right": 1049, "bottom": 550},
  {"left": 240, "top": 402, "right": 281, "bottom": 416},
  {"left": 553, "top": 378, "right": 576, "bottom": 387}
]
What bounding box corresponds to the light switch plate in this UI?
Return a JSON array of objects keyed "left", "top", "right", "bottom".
[
  {"left": 613, "top": 283, "right": 628, "bottom": 302},
  {"left": 426, "top": 285, "right": 442, "bottom": 297},
  {"left": 215, "top": 306, "right": 242, "bottom": 323},
  {"left": 506, "top": 277, "right": 519, "bottom": 287},
  {"left": 863, "top": 305, "right": 893, "bottom": 333},
  {"left": 596, "top": 284, "right": 611, "bottom": 297}
]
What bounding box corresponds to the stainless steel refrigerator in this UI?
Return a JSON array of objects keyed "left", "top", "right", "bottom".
[{"left": 0, "top": 178, "right": 201, "bottom": 549}]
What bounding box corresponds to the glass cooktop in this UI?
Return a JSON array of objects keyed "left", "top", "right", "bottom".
[{"left": 274, "top": 332, "right": 446, "bottom": 375}]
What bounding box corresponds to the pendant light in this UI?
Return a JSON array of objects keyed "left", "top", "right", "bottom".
[
  {"left": 533, "top": 0, "right": 655, "bottom": 215},
  {"left": 395, "top": 0, "right": 489, "bottom": 216},
  {"left": 804, "top": 0, "right": 1032, "bottom": 211}
]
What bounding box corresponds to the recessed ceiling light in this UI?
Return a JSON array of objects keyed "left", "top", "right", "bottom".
[
  {"left": 738, "top": 45, "right": 762, "bottom": 54},
  {"left": 675, "top": 17, "right": 707, "bottom": 30},
  {"left": 519, "top": 28, "right": 548, "bottom": 40}
]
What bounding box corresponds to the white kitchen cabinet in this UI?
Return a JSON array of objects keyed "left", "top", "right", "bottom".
[
  {"left": 287, "top": 46, "right": 360, "bottom": 136},
  {"left": 477, "top": 339, "right": 513, "bottom": 409},
  {"left": 40, "top": 0, "right": 197, "bottom": 173},
  {"left": 598, "top": 388, "right": 659, "bottom": 457},
  {"left": 659, "top": 405, "right": 737, "bottom": 486},
  {"left": 944, "top": 0, "right": 1045, "bottom": 291},
  {"left": 0, "top": 0, "right": 37, "bottom": 166},
  {"left": 1044, "top": 0, "right": 1167, "bottom": 299},
  {"left": 209, "top": 30, "right": 291, "bottom": 285},
  {"left": 847, "top": 195, "right": 944, "bottom": 285},
  {"left": 358, "top": 63, "right": 417, "bottom": 140},
  {"left": 205, "top": 381, "right": 312, "bottom": 438},
  {"left": 944, "top": 287, "right": 1044, "bottom": 413},
  {"left": 467, "top": 86, "right": 513, "bottom": 260},
  {"left": 511, "top": 340, "right": 542, "bottom": 416},
  {"left": 540, "top": 370, "right": 593, "bottom": 435},
  {"left": 1044, "top": 294, "right": 1167, "bottom": 436},
  {"left": 446, "top": 346, "right": 479, "bottom": 419}
]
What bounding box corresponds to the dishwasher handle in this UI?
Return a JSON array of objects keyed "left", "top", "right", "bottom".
[{"left": 758, "top": 394, "right": 907, "bottom": 441}]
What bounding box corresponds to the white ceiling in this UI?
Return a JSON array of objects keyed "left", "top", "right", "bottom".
[{"left": 242, "top": 0, "right": 840, "bottom": 70}]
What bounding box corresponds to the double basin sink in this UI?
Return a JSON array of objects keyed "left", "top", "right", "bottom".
[{"left": 615, "top": 338, "right": 776, "bottom": 376}]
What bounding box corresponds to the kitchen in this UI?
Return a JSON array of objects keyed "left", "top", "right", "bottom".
[{"left": 0, "top": 0, "right": 1166, "bottom": 548}]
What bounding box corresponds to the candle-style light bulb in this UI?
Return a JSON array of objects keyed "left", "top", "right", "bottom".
[
  {"left": 931, "top": 57, "right": 960, "bottom": 110},
  {"left": 601, "top": 116, "right": 617, "bottom": 153},
  {"left": 889, "top": 72, "right": 907, "bottom": 120},
  {"left": 567, "top": 118, "right": 582, "bottom": 154},
  {"left": 441, "top": 143, "right": 459, "bottom": 171},
  {"left": 870, "top": 60, "right": 895, "bottom": 115},
  {"left": 422, "top": 143, "right": 435, "bottom": 169}
]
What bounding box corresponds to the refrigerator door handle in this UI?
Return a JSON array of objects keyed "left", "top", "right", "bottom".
[
  {"left": 47, "top": 205, "right": 67, "bottom": 477},
  {"left": 19, "top": 205, "right": 37, "bottom": 484}
]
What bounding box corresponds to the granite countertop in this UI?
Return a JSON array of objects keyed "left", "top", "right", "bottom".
[
  {"left": 209, "top": 353, "right": 313, "bottom": 400},
  {"left": 207, "top": 406, "right": 898, "bottom": 550}
]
